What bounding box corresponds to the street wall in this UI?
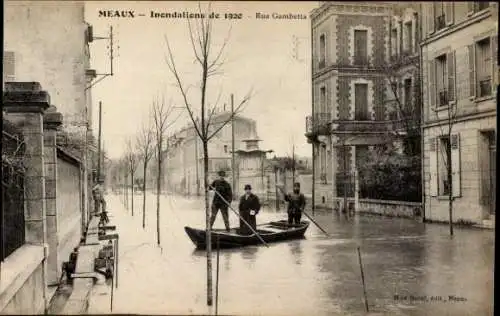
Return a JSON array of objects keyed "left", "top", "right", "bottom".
[
  {"left": 0, "top": 245, "right": 46, "bottom": 314},
  {"left": 56, "top": 152, "right": 83, "bottom": 283}
]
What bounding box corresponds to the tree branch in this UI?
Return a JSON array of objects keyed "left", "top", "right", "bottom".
[{"left": 207, "top": 91, "right": 252, "bottom": 141}]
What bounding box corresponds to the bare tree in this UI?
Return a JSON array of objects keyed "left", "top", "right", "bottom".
[
  {"left": 125, "top": 139, "right": 139, "bottom": 216},
  {"left": 383, "top": 60, "right": 422, "bottom": 156},
  {"left": 151, "top": 96, "right": 181, "bottom": 247},
  {"left": 136, "top": 120, "right": 155, "bottom": 229},
  {"left": 164, "top": 2, "right": 252, "bottom": 306}
]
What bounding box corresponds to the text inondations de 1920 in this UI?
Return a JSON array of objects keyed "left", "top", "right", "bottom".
[
  {"left": 97, "top": 10, "right": 308, "bottom": 20},
  {"left": 393, "top": 295, "right": 468, "bottom": 303}
]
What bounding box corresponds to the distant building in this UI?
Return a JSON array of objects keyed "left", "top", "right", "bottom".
[
  {"left": 234, "top": 137, "right": 273, "bottom": 199},
  {"left": 3, "top": 0, "right": 96, "bottom": 131},
  {"left": 420, "top": 2, "right": 497, "bottom": 226},
  {"left": 307, "top": 2, "right": 422, "bottom": 208},
  {"left": 164, "top": 111, "right": 259, "bottom": 196}
]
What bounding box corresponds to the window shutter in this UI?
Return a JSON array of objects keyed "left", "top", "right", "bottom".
[
  {"left": 451, "top": 134, "right": 461, "bottom": 198},
  {"left": 468, "top": 44, "right": 476, "bottom": 98},
  {"left": 427, "top": 3, "right": 435, "bottom": 35},
  {"left": 429, "top": 137, "right": 438, "bottom": 197},
  {"left": 447, "top": 51, "right": 456, "bottom": 102},
  {"left": 445, "top": 2, "right": 454, "bottom": 25},
  {"left": 491, "top": 35, "right": 498, "bottom": 93},
  {"left": 429, "top": 59, "right": 436, "bottom": 108}
]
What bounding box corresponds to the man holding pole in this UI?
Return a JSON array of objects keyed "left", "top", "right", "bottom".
[
  {"left": 209, "top": 170, "right": 233, "bottom": 232},
  {"left": 278, "top": 182, "right": 306, "bottom": 225}
]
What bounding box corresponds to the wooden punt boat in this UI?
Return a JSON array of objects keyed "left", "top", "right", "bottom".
[{"left": 184, "top": 220, "right": 310, "bottom": 249}]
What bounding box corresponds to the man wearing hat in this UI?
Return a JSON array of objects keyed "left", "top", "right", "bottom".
[
  {"left": 209, "top": 170, "right": 233, "bottom": 232},
  {"left": 278, "top": 182, "right": 306, "bottom": 225},
  {"left": 238, "top": 184, "right": 261, "bottom": 235}
]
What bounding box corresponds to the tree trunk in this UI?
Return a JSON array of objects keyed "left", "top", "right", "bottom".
[
  {"left": 125, "top": 175, "right": 128, "bottom": 209},
  {"left": 142, "top": 161, "right": 148, "bottom": 229},
  {"left": 157, "top": 146, "right": 162, "bottom": 246},
  {"left": 130, "top": 170, "right": 134, "bottom": 216},
  {"left": 203, "top": 140, "right": 213, "bottom": 306}
]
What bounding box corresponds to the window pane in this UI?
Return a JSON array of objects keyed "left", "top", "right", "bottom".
[
  {"left": 354, "top": 30, "right": 368, "bottom": 64},
  {"left": 355, "top": 84, "right": 369, "bottom": 120}
]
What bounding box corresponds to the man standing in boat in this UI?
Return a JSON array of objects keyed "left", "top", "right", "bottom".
[
  {"left": 238, "top": 184, "right": 261, "bottom": 235},
  {"left": 209, "top": 170, "right": 233, "bottom": 232},
  {"left": 278, "top": 182, "right": 306, "bottom": 225}
]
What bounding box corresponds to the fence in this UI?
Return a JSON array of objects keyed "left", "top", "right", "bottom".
[{"left": 1, "top": 121, "right": 26, "bottom": 261}]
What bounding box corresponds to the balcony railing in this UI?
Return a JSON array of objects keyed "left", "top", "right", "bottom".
[
  {"left": 306, "top": 112, "right": 332, "bottom": 136},
  {"left": 330, "top": 119, "right": 394, "bottom": 134}
]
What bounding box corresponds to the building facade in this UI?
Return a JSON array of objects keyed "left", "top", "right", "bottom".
[
  {"left": 307, "top": 2, "right": 421, "bottom": 208},
  {"left": 164, "top": 112, "right": 259, "bottom": 196},
  {"left": 421, "top": 2, "right": 497, "bottom": 225}
]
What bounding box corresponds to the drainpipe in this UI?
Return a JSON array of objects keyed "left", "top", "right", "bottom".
[{"left": 419, "top": 17, "right": 426, "bottom": 222}]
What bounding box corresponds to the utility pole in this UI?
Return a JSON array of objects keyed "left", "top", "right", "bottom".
[
  {"left": 231, "top": 94, "right": 236, "bottom": 200},
  {"left": 274, "top": 167, "right": 279, "bottom": 210},
  {"left": 292, "top": 144, "right": 296, "bottom": 183},
  {"left": 97, "top": 101, "right": 103, "bottom": 178}
]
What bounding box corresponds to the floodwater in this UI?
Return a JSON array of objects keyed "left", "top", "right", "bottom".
[{"left": 88, "top": 193, "right": 494, "bottom": 316}]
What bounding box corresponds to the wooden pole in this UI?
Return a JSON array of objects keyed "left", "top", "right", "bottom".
[
  {"left": 97, "top": 101, "right": 102, "bottom": 178},
  {"left": 277, "top": 186, "right": 329, "bottom": 236},
  {"left": 274, "top": 168, "right": 279, "bottom": 210},
  {"left": 115, "top": 238, "right": 119, "bottom": 288},
  {"left": 231, "top": 95, "right": 236, "bottom": 200},
  {"left": 209, "top": 186, "right": 269, "bottom": 247},
  {"left": 357, "top": 246, "right": 369, "bottom": 312},
  {"left": 110, "top": 255, "right": 114, "bottom": 312},
  {"left": 215, "top": 236, "right": 220, "bottom": 315}
]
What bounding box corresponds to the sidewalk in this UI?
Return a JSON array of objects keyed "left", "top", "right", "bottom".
[{"left": 87, "top": 194, "right": 212, "bottom": 315}]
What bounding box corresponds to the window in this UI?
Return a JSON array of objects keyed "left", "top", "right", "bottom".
[
  {"left": 3, "top": 51, "right": 15, "bottom": 82},
  {"left": 434, "top": 2, "right": 446, "bottom": 30},
  {"left": 354, "top": 30, "right": 368, "bottom": 65},
  {"left": 404, "top": 22, "right": 413, "bottom": 53},
  {"left": 470, "top": 2, "right": 489, "bottom": 13},
  {"left": 391, "top": 28, "right": 398, "bottom": 56},
  {"left": 320, "top": 86, "right": 327, "bottom": 113},
  {"left": 476, "top": 38, "right": 492, "bottom": 97},
  {"left": 438, "top": 136, "right": 451, "bottom": 196},
  {"left": 403, "top": 78, "right": 412, "bottom": 112},
  {"left": 319, "top": 34, "right": 326, "bottom": 68},
  {"left": 354, "top": 83, "right": 369, "bottom": 120},
  {"left": 435, "top": 54, "right": 448, "bottom": 106},
  {"left": 224, "top": 145, "right": 228, "bottom": 153}
]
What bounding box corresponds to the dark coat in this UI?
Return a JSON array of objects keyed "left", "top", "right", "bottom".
[
  {"left": 284, "top": 192, "right": 306, "bottom": 213},
  {"left": 210, "top": 179, "right": 233, "bottom": 206},
  {"left": 238, "top": 193, "right": 261, "bottom": 235}
]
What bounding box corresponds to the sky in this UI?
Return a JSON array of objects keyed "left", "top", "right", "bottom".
[{"left": 85, "top": 1, "right": 318, "bottom": 160}]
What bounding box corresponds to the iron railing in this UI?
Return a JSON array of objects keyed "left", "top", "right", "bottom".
[
  {"left": 306, "top": 112, "right": 332, "bottom": 135},
  {"left": 1, "top": 123, "right": 26, "bottom": 261}
]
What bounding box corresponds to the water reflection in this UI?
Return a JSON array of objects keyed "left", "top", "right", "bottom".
[
  {"left": 96, "top": 194, "right": 494, "bottom": 316},
  {"left": 288, "top": 240, "right": 303, "bottom": 265}
]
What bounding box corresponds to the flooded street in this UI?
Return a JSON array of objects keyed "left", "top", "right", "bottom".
[{"left": 88, "top": 193, "right": 494, "bottom": 316}]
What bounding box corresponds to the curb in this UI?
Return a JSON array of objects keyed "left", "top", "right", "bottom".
[{"left": 61, "top": 217, "right": 101, "bottom": 314}]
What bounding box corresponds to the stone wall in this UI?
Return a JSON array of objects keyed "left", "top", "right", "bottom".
[
  {"left": 0, "top": 245, "right": 46, "bottom": 314},
  {"left": 56, "top": 152, "right": 82, "bottom": 284},
  {"left": 357, "top": 198, "right": 422, "bottom": 218}
]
